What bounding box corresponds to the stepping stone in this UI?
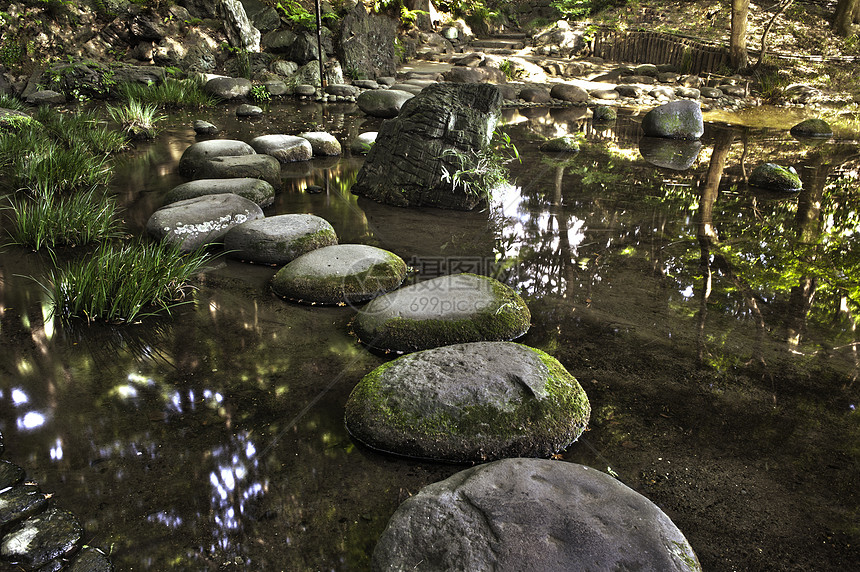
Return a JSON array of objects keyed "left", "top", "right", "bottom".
[
  {"left": 236, "top": 103, "right": 263, "bottom": 117},
  {"left": 550, "top": 83, "right": 589, "bottom": 103},
  {"left": 249, "top": 134, "right": 313, "bottom": 163},
  {"left": 0, "top": 460, "right": 24, "bottom": 489},
  {"left": 700, "top": 86, "right": 723, "bottom": 99},
  {"left": 373, "top": 458, "right": 701, "bottom": 571},
  {"left": 352, "top": 273, "right": 530, "bottom": 353},
  {"left": 0, "top": 484, "right": 48, "bottom": 527},
  {"left": 294, "top": 84, "right": 316, "bottom": 96},
  {"left": 223, "top": 214, "right": 338, "bottom": 265},
  {"left": 325, "top": 83, "right": 358, "bottom": 97},
  {"left": 0, "top": 507, "right": 83, "bottom": 570},
  {"left": 590, "top": 88, "right": 619, "bottom": 100},
  {"left": 356, "top": 89, "right": 414, "bottom": 118},
  {"left": 271, "top": 244, "right": 407, "bottom": 305},
  {"left": 204, "top": 76, "right": 252, "bottom": 100},
  {"left": 350, "top": 132, "right": 377, "bottom": 154},
  {"left": 345, "top": 341, "right": 591, "bottom": 463},
  {"left": 299, "top": 131, "right": 342, "bottom": 156},
  {"left": 790, "top": 118, "right": 832, "bottom": 138},
  {"left": 67, "top": 546, "right": 114, "bottom": 572},
  {"left": 164, "top": 178, "right": 275, "bottom": 208},
  {"left": 641, "top": 100, "right": 704, "bottom": 140},
  {"left": 146, "top": 193, "right": 264, "bottom": 251},
  {"left": 192, "top": 120, "right": 219, "bottom": 135},
  {"left": 193, "top": 154, "right": 282, "bottom": 187},
  {"left": 178, "top": 139, "right": 256, "bottom": 177},
  {"left": 749, "top": 163, "right": 803, "bottom": 192},
  {"left": 353, "top": 79, "right": 379, "bottom": 89},
  {"left": 518, "top": 87, "right": 552, "bottom": 103}
]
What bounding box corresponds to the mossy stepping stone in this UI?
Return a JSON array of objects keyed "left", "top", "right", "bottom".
[
  {"left": 164, "top": 178, "right": 276, "bottom": 208},
  {"left": 193, "top": 154, "right": 282, "bottom": 187},
  {"left": 178, "top": 139, "right": 255, "bottom": 177},
  {"left": 146, "top": 193, "right": 265, "bottom": 251},
  {"left": 271, "top": 244, "right": 407, "bottom": 304},
  {"left": 352, "top": 273, "right": 530, "bottom": 353},
  {"left": 223, "top": 214, "right": 338, "bottom": 265},
  {"left": 749, "top": 163, "right": 803, "bottom": 192},
  {"left": 345, "top": 341, "right": 590, "bottom": 463},
  {"left": 373, "top": 458, "right": 701, "bottom": 571}
]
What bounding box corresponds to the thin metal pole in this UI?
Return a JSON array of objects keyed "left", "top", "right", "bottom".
[{"left": 315, "top": 0, "right": 326, "bottom": 89}]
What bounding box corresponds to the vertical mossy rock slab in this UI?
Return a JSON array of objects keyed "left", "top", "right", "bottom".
[
  {"left": 164, "top": 178, "right": 275, "bottom": 208},
  {"left": 223, "top": 214, "right": 338, "bottom": 265},
  {"left": 641, "top": 100, "right": 704, "bottom": 140},
  {"left": 345, "top": 342, "right": 590, "bottom": 463},
  {"left": 146, "top": 193, "right": 265, "bottom": 251},
  {"left": 352, "top": 83, "right": 503, "bottom": 210},
  {"left": 337, "top": 3, "right": 398, "bottom": 79},
  {"left": 178, "top": 139, "right": 256, "bottom": 177},
  {"left": 790, "top": 118, "right": 833, "bottom": 138},
  {"left": 0, "top": 507, "right": 83, "bottom": 570},
  {"left": 352, "top": 273, "right": 530, "bottom": 353},
  {"left": 271, "top": 244, "right": 407, "bottom": 304},
  {"left": 749, "top": 163, "right": 803, "bottom": 192},
  {"left": 372, "top": 458, "right": 701, "bottom": 572}
]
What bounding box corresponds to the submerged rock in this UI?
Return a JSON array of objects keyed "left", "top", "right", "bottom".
[
  {"left": 372, "top": 458, "right": 701, "bottom": 571},
  {"left": 345, "top": 342, "right": 590, "bottom": 462},
  {"left": 749, "top": 163, "right": 803, "bottom": 192},
  {"left": 352, "top": 273, "right": 530, "bottom": 353},
  {"left": 193, "top": 154, "right": 281, "bottom": 187},
  {"left": 641, "top": 100, "right": 704, "bottom": 140},
  {"left": 178, "top": 139, "right": 256, "bottom": 177},
  {"left": 146, "top": 193, "right": 265, "bottom": 251},
  {"left": 164, "top": 178, "right": 275, "bottom": 207},
  {"left": 271, "top": 244, "right": 407, "bottom": 304},
  {"left": 0, "top": 507, "right": 83, "bottom": 570},
  {"left": 224, "top": 214, "right": 338, "bottom": 265}
]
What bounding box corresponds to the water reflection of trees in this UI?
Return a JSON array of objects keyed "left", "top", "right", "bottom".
[{"left": 499, "top": 117, "right": 860, "bottom": 377}]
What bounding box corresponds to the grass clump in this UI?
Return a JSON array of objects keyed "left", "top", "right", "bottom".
[
  {"left": 117, "top": 77, "right": 220, "bottom": 109},
  {"left": 46, "top": 240, "right": 211, "bottom": 324},
  {"left": 3, "top": 186, "right": 122, "bottom": 251},
  {"left": 108, "top": 99, "right": 164, "bottom": 140},
  {"left": 440, "top": 128, "right": 520, "bottom": 203}
]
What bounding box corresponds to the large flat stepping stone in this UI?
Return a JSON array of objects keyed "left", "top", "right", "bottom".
[
  {"left": 356, "top": 89, "right": 414, "bottom": 118},
  {"left": 352, "top": 273, "right": 530, "bottom": 353},
  {"left": 146, "top": 193, "right": 264, "bottom": 251},
  {"left": 249, "top": 134, "right": 313, "bottom": 163},
  {"left": 0, "top": 484, "right": 48, "bottom": 527},
  {"left": 178, "top": 139, "right": 256, "bottom": 177},
  {"left": 373, "top": 458, "right": 701, "bottom": 571},
  {"left": 0, "top": 506, "right": 83, "bottom": 570},
  {"left": 345, "top": 342, "right": 590, "bottom": 463},
  {"left": 299, "top": 131, "right": 342, "bottom": 156},
  {"left": 223, "top": 214, "right": 338, "bottom": 265},
  {"left": 164, "top": 178, "right": 275, "bottom": 208},
  {"left": 271, "top": 244, "right": 407, "bottom": 305},
  {"left": 193, "top": 154, "right": 281, "bottom": 187}
]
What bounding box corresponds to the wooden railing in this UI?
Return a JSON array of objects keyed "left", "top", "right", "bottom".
[{"left": 591, "top": 28, "right": 730, "bottom": 75}]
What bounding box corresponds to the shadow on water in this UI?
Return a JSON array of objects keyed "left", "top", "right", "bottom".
[{"left": 1, "top": 101, "right": 859, "bottom": 570}]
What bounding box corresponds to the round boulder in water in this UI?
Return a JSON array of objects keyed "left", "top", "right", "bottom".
[
  {"left": 0, "top": 507, "right": 83, "bottom": 570},
  {"left": 164, "top": 178, "right": 275, "bottom": 208},
  {"left": 271, "top": 244, "right": 407, "bottom": 304},
  {"left": 372, "top": 458, "right": 701, "bottom": 571},
  {"left": 146, "top": 193, "right": 265, "bottom": 251},
  {"left": 350, "top": 132, "right": 378, "bottom": 154},
  {"left": 178, "top": 139, "right": 256, "bottom": 177},
  {"left": 223, "top": 214, "right": 337, "bottom": 265},
  {"left": 749, "top": 162, "right": 803, "bottom": 192},
  {"left": 352, "top": 273, "right": 530, "bottom": 353},
  {"left": 356, "top": 89, "right": 414, "bottom": 118},
  {"left": 790, "top": 118, "right": 832, "bottom": 138},
  {"left": 345, "top": 342, "right": 590, "bottom": 463},
  {"left": 641, "top": 99, "right": 704, "bottom": 140},
  {"left": 299, "top": 131, "right": 342, "bottom": 156}
]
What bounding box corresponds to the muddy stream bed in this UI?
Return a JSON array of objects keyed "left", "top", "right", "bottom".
[{"left": 1, "top": 100, "right": 858, "bottom": 571}]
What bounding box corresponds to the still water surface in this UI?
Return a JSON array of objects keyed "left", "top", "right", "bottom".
[{"left": 1, "top": 101, "right": 858, "bottom": 570}]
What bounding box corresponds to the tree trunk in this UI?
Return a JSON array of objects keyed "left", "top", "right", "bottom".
[
  {"left": 833, "top": 0, "right": 860, "bottom": 36},
  {"left": 730, "top": 0, "right": 750, "bottom": 71}
]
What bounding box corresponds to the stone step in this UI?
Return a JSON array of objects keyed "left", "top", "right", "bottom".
[{"left": 469, "top": 38, "right": 525, "bottom": 50}]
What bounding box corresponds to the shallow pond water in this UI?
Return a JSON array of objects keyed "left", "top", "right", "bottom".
[{"left": 1, "top": 100, "right": 859, "bottom": 571}]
